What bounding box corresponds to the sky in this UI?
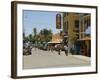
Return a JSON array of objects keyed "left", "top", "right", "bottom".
[
  {"left": 23, "top": 10, "right": 62, "bottom": 36},
  {"left": 23, "top": 10, "right": 91, "bottom": 36}
]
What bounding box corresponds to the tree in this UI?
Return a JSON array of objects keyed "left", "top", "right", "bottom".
[
  {"left": 39, "top": 28, "right": 52, "bottom": 42},
  {"left": 32, "top": 28, "right": 38, "bottom": 44},
  {"left": 33, "top": 28, "right": 37, "bottom": 37},
  {"left": 28, "top": 34, "right": 33, "bottom": 42},
  {"left": 69, "top": 31, "right": 77, "bottom": 45}
]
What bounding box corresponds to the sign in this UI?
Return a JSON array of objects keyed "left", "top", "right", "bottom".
[{"left": 56, "top": 13, "right": 61, "bottom": 29}]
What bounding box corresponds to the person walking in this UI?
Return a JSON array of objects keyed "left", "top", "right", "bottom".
[
  {"left": 70, "top": 44, "right": 75, "bottom": 55},
  {"left": 57, "top": 44, "right": 61, "bottom": 55},
  {"left": 64, "top": 45, "right": 68, "bottom": 56}
]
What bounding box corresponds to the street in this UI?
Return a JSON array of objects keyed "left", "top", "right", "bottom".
[{"left": 23, "top": 48, "right": 90, "bottom": 69}]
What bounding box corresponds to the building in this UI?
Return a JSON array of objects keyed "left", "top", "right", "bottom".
[
  {"left": 48, "top": 33, "right": 63, "bottom": 44},
  {"left": 63, "top": 12, "right": 91, "bottom": 57}
]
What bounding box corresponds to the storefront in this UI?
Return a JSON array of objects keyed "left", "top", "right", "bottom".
[{"left": 77, "top": 37, "right": 91, "bottom": 57}]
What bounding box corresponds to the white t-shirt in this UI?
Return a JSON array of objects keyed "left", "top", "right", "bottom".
[{"left": 64, "top": 45, "right": 68, "bottom": 50}]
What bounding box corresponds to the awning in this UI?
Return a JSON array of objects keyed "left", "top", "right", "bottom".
[
  {"left": 77, "top": 37, "right": 91, "bottom": 41},
  {"left": 48, "top": 39, "right": 62, "bottom": 44},
  {"left": 48, "top": 41, "right": 61, "bottom": 44}
]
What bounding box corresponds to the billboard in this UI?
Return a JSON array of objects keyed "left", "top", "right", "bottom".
[{"left": 56, "top": 13, "right": 61, "bottom": 29}]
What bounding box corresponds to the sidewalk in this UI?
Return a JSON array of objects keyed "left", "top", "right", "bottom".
[{"left": 70, "top": 55, "right": 90, "bottom": 62}]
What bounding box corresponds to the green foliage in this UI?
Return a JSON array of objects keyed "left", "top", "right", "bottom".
[
  {"left": 38, "top": 29, "right": 52, "bottom": 42},
  {"left": 69, "top": 32, "right": 77, "bottom": 44},
  {"left": 24, "top": 28, "right": 52, "bottom": 44},
  {"left": 33, "top": 28, "right": 37, "bottom": 37}
]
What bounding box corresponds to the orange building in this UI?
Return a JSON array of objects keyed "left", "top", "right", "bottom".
[
  {"left": 52, "top": 33, "right": 62, "bottom": 43},
  {"left": 48, "top": 33, "right": 63, "bottom": 44}
]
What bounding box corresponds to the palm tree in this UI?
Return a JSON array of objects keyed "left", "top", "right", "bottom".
[{"left": 33, "top": 28, "right": 37, "bottom": 37}]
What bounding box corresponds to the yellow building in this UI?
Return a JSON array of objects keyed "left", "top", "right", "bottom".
[
  {"left": 79, "top": 14, "right": 91, "bottom": 57},
  {"left": 63, "top": 13, "right": 91, "bottom": 57}
]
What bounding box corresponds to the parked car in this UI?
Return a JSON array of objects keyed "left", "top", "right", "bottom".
[{"left": 23, "top": 42, "right": 32, "bottom": 55}]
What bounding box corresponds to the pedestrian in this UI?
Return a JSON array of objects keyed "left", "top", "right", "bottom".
[
  {"left": 56, "top": 44, "right": 61, "bottom": 55},
  {"left": 51, "top": 45, "right": 54, "bottom": 52},
  {"left": 71, "top": 44, "right": 75, "bottom": 55},
  {"left": 54, "top": 44, "right": 57, "bottom": 51},
  {"left": 64, "top": 45, "right": 68, "bottom": 56}
]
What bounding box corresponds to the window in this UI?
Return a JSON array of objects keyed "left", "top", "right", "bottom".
[
  {"left": 75, "top": 20, "right": 79, "bottom": 28},
  {"left": 76, "top": 34, "right": 79, "bottom": 39}
]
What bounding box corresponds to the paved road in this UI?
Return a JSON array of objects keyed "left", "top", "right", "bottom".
[{"left": 23, "top": 48, "right": 90, "bottom": 69}]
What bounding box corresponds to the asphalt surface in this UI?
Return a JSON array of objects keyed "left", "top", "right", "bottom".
[{"left": 23, "top": 48, "right": 90, "bottom": 69}]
